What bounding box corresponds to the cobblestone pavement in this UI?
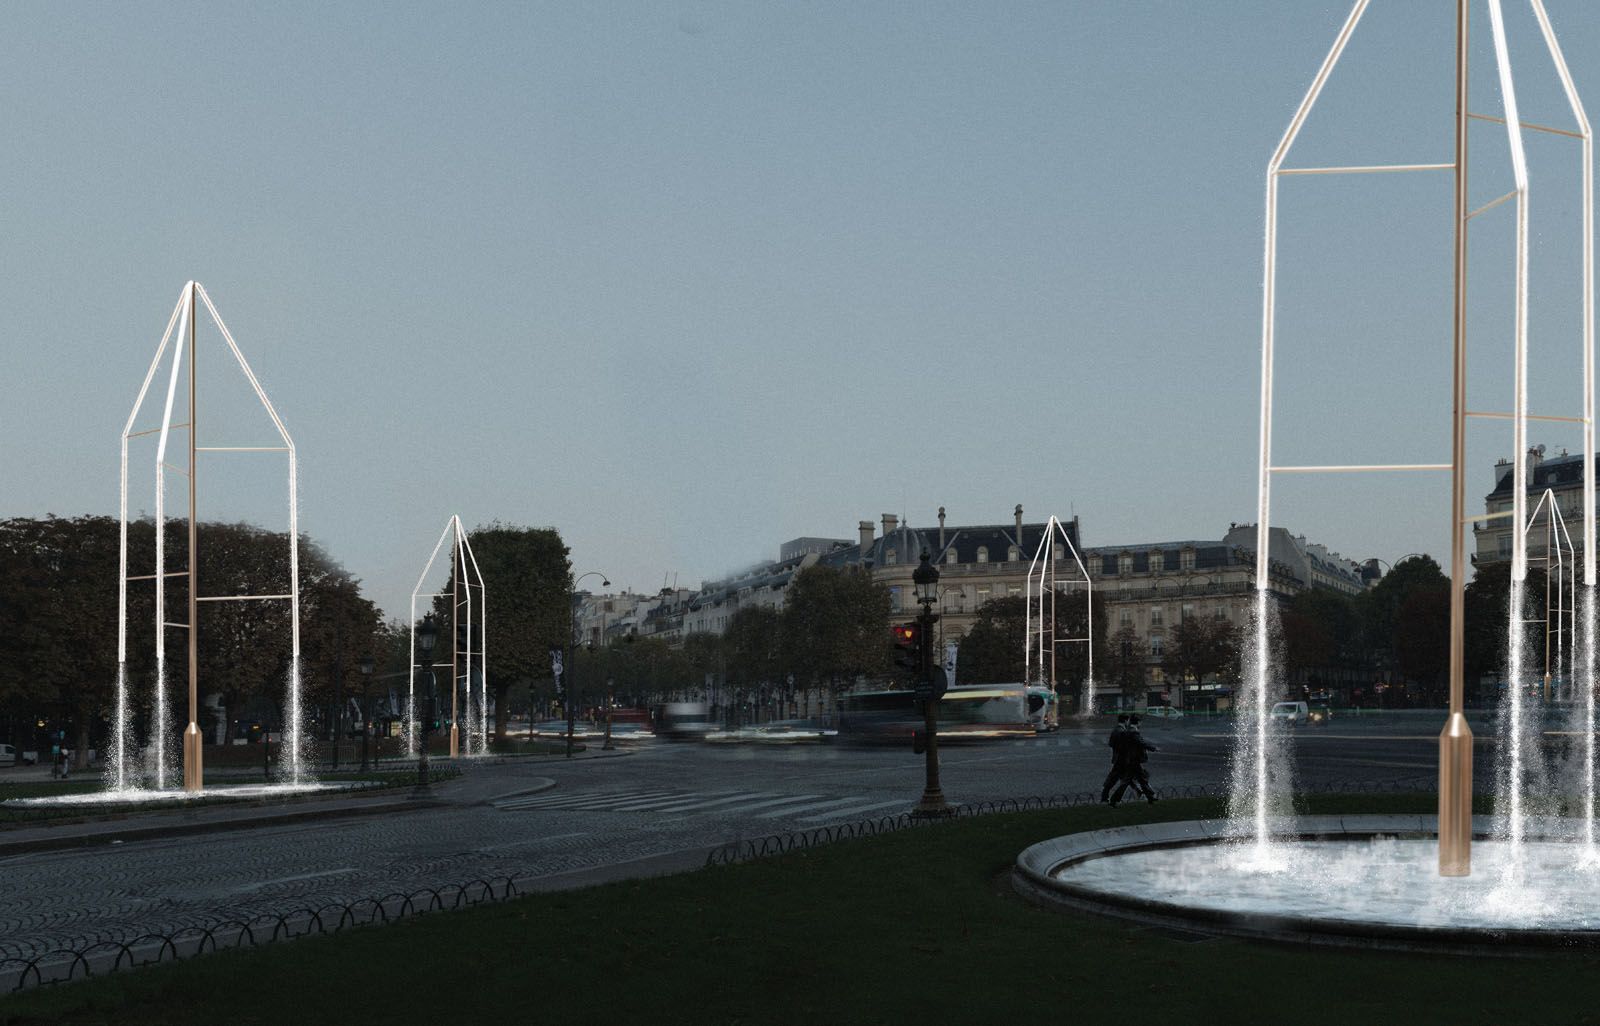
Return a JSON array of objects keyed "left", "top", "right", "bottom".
[{"left": 0, "top": 719, "right": 1438, "bottom": 962}]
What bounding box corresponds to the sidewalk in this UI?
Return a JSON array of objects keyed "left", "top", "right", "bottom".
[{"left": 0, "top": 757, "right": 582, "bottom": 855}]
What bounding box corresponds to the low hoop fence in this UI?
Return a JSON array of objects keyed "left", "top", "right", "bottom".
[{"left": 0, "top": 876, "right": 518, "bottom": 993}]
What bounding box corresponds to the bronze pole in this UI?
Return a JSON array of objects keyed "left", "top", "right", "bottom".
[
  {"left": 183, "top": 283, "right": 204, "bottom": 792},
  {"left": 450, "top": 535, "right": 461, "bottom": 758},
  {"left": 1440, "top": 0, "right": 1474, "bottom": 877}
]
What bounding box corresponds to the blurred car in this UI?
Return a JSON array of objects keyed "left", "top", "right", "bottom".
[
  {"left": 1270, "top": 701, "right": 1309, "bottom": 726},
  {"left": 1142, "top": 706, "right": 1184, "bottom": 719},
  {"left": 1308, "top": 704, "right": 1333, "bottom": 725}
]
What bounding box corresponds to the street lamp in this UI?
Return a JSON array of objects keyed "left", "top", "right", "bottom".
[
  {"left": 911, "top": 550, "right": 950, "bottom": 817},
  {"left": 415, "top": 614, "right": 438, "bottom": 791},
  {"left": 357, "top": 654, "right": 374, "bottom": 772},
  {"left": 568, "top": 571, "right": 609, "bottom": 759}
]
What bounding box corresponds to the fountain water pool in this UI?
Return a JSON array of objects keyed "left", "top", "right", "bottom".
[
  {"left": 1016, "top": 817, "right": 1600, "bottom": 950},
  {"left": 4, "top": 781, "right": 361, "bottom": 810}
]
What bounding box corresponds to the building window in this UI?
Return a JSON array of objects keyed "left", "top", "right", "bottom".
[
  {"left": 1054, "top": 543, "right": 1065, "bottom": 560},
  {"left": 1181, "top": 603, "right": 1195, "bottom": 623},
  {"left": 1150, "top": 607, "right": 1164, "bottom": 627},
  {"left": 945, "top": 549, "right": 957, "bottom": 565},
  {"left": 1007, "top": 584, "right": 1022, "bottom": 597},
  {"left": 1180, "top": 548, "right": 1196, "bottom": 571},
  {"left": 977, "top": 585, "right": 992, "bottom": 604},
  {"left": 1150, "top": 636, "right": 1164, "bottom": 659},
  {"left": 1149, "top": 551, "right": 1164, "bottom": 574},
  {"left": 1119, "top": 553, "right": 1133, "bottom": 575},
  {"left": 1119, "top": 609, "right": 1132, "bottom": 628},
  {"left": 1102, "top": 556, "right": 1117, "bottom": 576},
  {"left": 889, "top": 586, "right": 902, "bottom": 613},
  {"left": 884, "top": 549, "right": 897, "bottom": 566},
  {"left": 1214, "top": 606, "right": 1228, "bottom": 621},
  {"left": 1497, "top": 535, "right": 1512, "bottom": 560},
  {"left": 1008, "top": 545, "right": 1020, "bottom": 562},
  {"left": 977, "top": 546, "right": 989, "bottom": 563}
]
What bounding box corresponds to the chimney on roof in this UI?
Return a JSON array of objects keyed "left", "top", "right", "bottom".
[
  {"left": 882, "top": 513, "right": 898, "bottom": 539},
  {"left": 1014, "top": 504, "right": 1023, "bottom": 539},
  {"left": 858, "top": 520, "right": 874, "bottom": 563},
  {"left": 938, "top": 506, "right": 946, "bottom": 550}
]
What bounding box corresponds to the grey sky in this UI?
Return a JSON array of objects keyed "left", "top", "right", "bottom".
[{"left": 2, "top": 2, "right": 1597, "bottom": 618}]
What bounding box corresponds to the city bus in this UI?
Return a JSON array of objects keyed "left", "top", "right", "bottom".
[
  {"left": 838, "top": 685, "right": 1033, "bottom": 741},
  {"left": 1026, "top": 685, "right": 1060, "bottom": 732}
]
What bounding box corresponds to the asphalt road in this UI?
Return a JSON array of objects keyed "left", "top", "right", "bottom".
[{"left": 0, "top": 714, "right": 1514, "bottom": 963}]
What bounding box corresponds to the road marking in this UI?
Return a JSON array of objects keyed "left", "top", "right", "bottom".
[
  {"left": 630, "top": 792, "right": 778, "bottom": 813},
  {"left": 792, "top": 799, "right": 908, "bottom": 824},
  {"left": 707, "top": 794, "right": 827, "bottom": 815},
  {"left": 751, "top": 795, "right": 887, "bottom": 819},
  {"left": 601, "top": 791, "right": 745, "bottom": 811},
  {"left": 496, "top": 789, "right": 680, "bottom": 811},
  {"left": 476, "top": 832, "right": 590, "bottom": 852},
  {"left": 233, "top": 867, "right": 354, "bottom": 892}
]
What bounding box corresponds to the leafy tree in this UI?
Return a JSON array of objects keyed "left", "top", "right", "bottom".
[
  {"left": 437, "top": 523, "right": 570, "bottom": 741},
  {"left": 725, "top": 606, "right": 781, "bottom": 689},
  {"left": 778, "top": 565, "right": 890, "bottom": 695},
  {"left": 955, "top": 596, "right": 1026, "bottom": 686},
  {"left": 1105, "top": 625, "right": 1147, "bottom": 693},
  {"left": 1395, "top": 583, "right": 1451, "bottom": 704},
  {"left": 1161, "top": 615, "right": 1240, "bottom": 693}
]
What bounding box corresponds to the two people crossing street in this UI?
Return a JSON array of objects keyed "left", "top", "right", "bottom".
[{"left": 1100, "top": 713, "right": 1159, "bottom": 807}]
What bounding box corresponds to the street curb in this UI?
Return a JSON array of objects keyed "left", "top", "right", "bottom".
[
  {"left": 0, "top": 795, "right": 418, "bottom": 856},
  {"left": 482, "top": 779, "right": 558, "bottom": 804}
]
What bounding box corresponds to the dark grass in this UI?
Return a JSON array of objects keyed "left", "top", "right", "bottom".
[{"left": 4, "top": 793, "right": 1599, "bottom": 1026}]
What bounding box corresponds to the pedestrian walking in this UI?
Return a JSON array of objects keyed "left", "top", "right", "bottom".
[
  {"left": 1100, "top": 714, "right": 1130, "bottom": 802},
  {"left": 1109, "top": 713, "right": 1159, "bottom": 807}
]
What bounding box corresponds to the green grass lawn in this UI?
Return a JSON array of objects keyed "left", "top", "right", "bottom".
[{"left": 4, "top": 794, "right": 1598, "bottom": 1026}]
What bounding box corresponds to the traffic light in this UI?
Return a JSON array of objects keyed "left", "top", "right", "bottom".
[{"left": 892, "top": 622, "right": 921, "bottom": 677}]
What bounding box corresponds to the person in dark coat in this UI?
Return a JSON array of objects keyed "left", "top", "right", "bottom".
[
  {"left": 1100, "top": 714, "right": 1131, "bottom": 802},
  {"left": 1109, "top": 713, "right": 1159, "bottom": 806}
]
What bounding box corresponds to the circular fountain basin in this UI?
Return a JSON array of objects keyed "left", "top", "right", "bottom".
[
  {"left": 1015, "top": 816, "right": 1600, "bottom": 954},
  {"left": 3, "top": 781, "right": 363, "bottom": 809}
]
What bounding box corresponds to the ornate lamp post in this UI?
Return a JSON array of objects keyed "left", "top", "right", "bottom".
[
  {"left": 912, "top": 551, "right": 950, "bottom": 817},
  {"left": 357, "top": 654, "right": 374, "bottom": 772},
  {"left": 415, "top": 614, "right": 438, "bottom": 791}
]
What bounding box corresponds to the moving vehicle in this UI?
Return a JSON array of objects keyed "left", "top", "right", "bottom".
[
  {"left": 654, "top": 702, "right": 715, "bottom": 740},
  {"left": 1308, "top": 704, "right": 1333, "bottom": 725},
  {"left": 1026, "top": 686, "right": 1060, "bottom": 732},
  {"left": 838, "top": 685, "right": 1033, "bottom": 740},
  {"left": 1270, "top": 701, "right": 1309, "bottom": 726}
]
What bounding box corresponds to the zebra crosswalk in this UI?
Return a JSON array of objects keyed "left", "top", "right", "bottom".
[{"left": 494, "top": 787, "right": 908, "bottom": 824}]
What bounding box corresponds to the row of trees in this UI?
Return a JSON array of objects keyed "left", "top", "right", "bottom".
[
  {"left": 1276, "top": 554, "right": 1557, "bottom": 706},
  {"left": 558, "top": 563, "right": 891, "bottom": 722},
  {"left": 0, "top": 515, "right": 384, "bottom": 764}
]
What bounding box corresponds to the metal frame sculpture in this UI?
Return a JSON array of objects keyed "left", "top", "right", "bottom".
[
  {"left": 1525, "top": 488, "right": 1577, "bottom": 703},
  {"left": 116, "top": 281, "right": 302, "bottom": 793},
  {"left": 1253, "top": 0, "right": 1593, "bottom": 875},
  {"left": 409, "top": 516, "right": 488, "bottom": 758},
  {"left": 1023, "top": 516, "right": 1095, "bottom": 715}
]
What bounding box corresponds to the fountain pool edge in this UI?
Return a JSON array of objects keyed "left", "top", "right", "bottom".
[{"left": 1013, "top": 815, "right": 1600, "bottom": 958}]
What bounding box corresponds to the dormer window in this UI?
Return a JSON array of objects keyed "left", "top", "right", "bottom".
[
  {"left": 1149, "top": 551, "right": 1164, "bottom": 574},
  {"left": 977, "top": 546, "right": 989, "bottom": 563},
  {"left": 1180, "top": 547, "right": 1196, "bottom": 571},
  {"left": 1119, "top": 553, "right": 1133, "bottom": 575},
  {"left": 885, "top": 549, "right": 898, "bottom": 566},
  {"left": 1007, "top": 545, "right": 1020, "bottom": 562},
  {"left": 945, "top": 549, "right": 957, "bottom": 565}
]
